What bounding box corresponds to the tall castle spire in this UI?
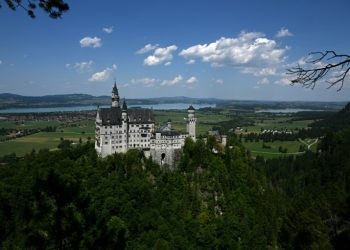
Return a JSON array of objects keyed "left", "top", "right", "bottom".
[
  {"left": 122, "top": 97, "right": 127, "bottom": 111},
  {"left": 111, "top": 80, "right": 120, "bottom": 107}
]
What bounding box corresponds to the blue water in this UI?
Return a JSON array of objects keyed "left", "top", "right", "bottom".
[{"left": 0, "top": 103, "right": 216, "bottom": 114}]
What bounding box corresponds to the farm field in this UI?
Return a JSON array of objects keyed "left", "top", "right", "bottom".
[
  {"left": 240, "top": 117, "right": 314, "bottom": 133},
  {"left": 0, "top": 120, "right": 95, "bottom": 157}
]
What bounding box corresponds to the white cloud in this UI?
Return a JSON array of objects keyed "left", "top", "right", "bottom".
[
  {"left": 275, "top": 77, "right": 292, "bottom": 86},
  {"left": 242, "top": 67, "right": 278, "bottom": 76},
  {"left": 186, "top": 76, "right": 198, "bottom": 85},
  {"left": 136, "top": 43, "right": 159, "bottom": 54},
  {"left": 179, "top": 32, "right": 287, "bottom": 74},
  {"left": 257, "top": 77, "right": 270, "bottom": 85},
  {"left": 186, "top": 59, "right": 196, "bottom": 64},
  {"left": 80, "top": 36, "right": 102, "bottom": 48},
  {"left": 131, "top": 77, "right": 159, "bottom": 87},
  {"left": 119, "top": 83, "right": 130, "bottom": 88},
  {"left": 103, "top": 26, "right": 113, "bottom": 34},
  {"left": 74, "top": 60, "right": 94, "bottom": 72},
  {"left": 161, "top": 75, "right": 183, "bottom": 86},
  {"left": 66, "top": 61, "right": 94, "bottom": 72},
  {"left": 276, "top": 28, "right": 293, "bottom": 38},
  {"left": 144, "top": 45, "right": 178, "bottom": 66},
  {"left": 215, "top": 79, "right": 224, "bottom": 84},
  {"left": 164, "top": 62, "right": 172, "bottom": 66},
  {"left": 89, "top": 64, "right": 116, "bottom": 82}
]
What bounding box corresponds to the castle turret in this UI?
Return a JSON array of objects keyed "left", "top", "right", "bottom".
[
  {"left": 186, "top": 105, "right": 196, "bottom": 141},
  {"left": 111, "top": 81, "right": 120, "bottom": 107}
]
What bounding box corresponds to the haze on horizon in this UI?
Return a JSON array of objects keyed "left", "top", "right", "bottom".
[{"left": 0, "top": 0, "right": 349, "bottom": 102}]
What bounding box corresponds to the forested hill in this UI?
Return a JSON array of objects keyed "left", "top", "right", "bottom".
[
  {"left": 1, "top": 125, "right": 350, "bottom": 248},
  {"left": 0, "top": 93, "right": 105, "bottom": 108},
  {"left": 312, "top": 102, "right": 350, "bottom": 130}
]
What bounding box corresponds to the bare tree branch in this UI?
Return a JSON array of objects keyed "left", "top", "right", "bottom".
[{"left": 287, "top": 50, "right": 350, "bottom": 91}]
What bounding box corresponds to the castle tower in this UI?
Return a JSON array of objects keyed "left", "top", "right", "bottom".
[
  {"left": 111, "top": 81, "right": 120, "bottom": 107},
  {"left": 186, "top": 105, "right": 196, "bottom": 141}
]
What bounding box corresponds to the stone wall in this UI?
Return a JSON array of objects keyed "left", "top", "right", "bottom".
[{"left": 150, "top": 148, "right": 182, "bottom": 169}]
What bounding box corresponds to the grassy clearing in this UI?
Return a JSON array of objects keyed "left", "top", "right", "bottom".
[{"left": 243, "top": 139, "right": 318, "bottom": 159}]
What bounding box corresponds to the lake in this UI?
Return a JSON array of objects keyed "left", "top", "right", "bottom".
[
  {"left": 0, "top": 103, "right": 216, "bottom": 114},
  {"left": 256, "top": 108, "right": 323, "bottom": 113}
]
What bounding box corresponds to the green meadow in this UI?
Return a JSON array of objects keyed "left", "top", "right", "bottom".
[{"left": 242, "top": 139, "right": 318, "bottom": 159}]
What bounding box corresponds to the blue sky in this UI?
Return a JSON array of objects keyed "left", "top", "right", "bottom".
[{"left": 0, "top": 0, "right": 349, "bottom": 101}]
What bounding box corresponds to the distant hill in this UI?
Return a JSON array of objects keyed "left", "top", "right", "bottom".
[
  {"left": 0, "top": 93, "right": 225, "bottom": 109},
  {"left": 0, "top": 93, "right": 107, "bottom": 108}
]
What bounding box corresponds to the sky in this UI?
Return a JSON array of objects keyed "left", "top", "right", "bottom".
[{"left": 0, "top": 0, "right": 349, "bottom": 101}]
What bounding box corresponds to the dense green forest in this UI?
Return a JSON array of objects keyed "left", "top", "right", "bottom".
[{"left": 1, "top": 106, "right": 350, "bottom": 249}]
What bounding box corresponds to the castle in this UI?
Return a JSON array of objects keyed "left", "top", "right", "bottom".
[{"left": 95, "top": 82, "right": 196, "bottom": 167}]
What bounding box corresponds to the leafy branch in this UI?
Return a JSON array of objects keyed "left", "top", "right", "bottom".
[
  {"left": 1, "top": 0, "right": 69, "bottom": 18},
  {"left": 287, "top": 51, "right": 350, "bottom": 91}
]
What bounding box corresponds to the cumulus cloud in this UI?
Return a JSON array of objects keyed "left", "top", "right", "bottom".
[
  {"left": 215, "top": 79, "right": 224, "bottom": 84},
  {"left": 131, "top": 77, "right": 159, "bottom": 87},
  {"left": 186, "top": 59, "right": 196, "bottom": 65},
  {"left": 103, "top": 26, "right": 113, "bottom": 34},
  {"left": 186, "top": 76, "right": 198, "bottom": 85},
  {"left": 179, "top": 32, "right": 287, "bottom": 74},
  {"left": 89, "top": 64, "right": 117, "bottom": 82},
  {"left": 276, "top": 27, "right": 293, "bottom": 38},
  {"left": 136, "top": 43, "right": 159, "bottom": 54},
  {"left": 80, "top": 36, "right": 102, "bottom": 48},
  {"left": 257, "top": 77, "right": 270, "bottom": 85},
  {"left": 161, "top": 75, "right": 183, "bottom": 86},
  {"left": 144, "top": 45, "right": 178, "bottom": 66}
]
